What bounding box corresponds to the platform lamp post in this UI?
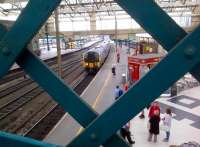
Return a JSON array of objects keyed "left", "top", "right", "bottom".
[
  {"left": 54, "top": 8, "right": 62, "bottom": 77},
  {"left": 115, "top": 12, "right": 118, "bottom": 52}
]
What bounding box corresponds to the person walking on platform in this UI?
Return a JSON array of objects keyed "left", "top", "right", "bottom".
[
  {"left": 120, "top": 122, "right": 135, "bottom": 145},
  {"left": 118, "top": 86, "right": 124, "bottom": 98},
  {"left": 148, "top": 110, "right": 160, "bottom": 142},
  {"left": 114, "top": 85, "right": 123, "bottom": 100},
  {"left": 112, "top": 65, "right": 116, "bottom": 76},
  {"left": 162, "top": 108, "right": 172, "bottom": 142},
  {"left": 117, "top": 52, "right": 120, "bottom": 63},
  {"left": 114, "top": 85, "right": 120, "bottom": 100}
]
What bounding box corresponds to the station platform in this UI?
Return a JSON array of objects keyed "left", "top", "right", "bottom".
[
  {"left": 44, "top": 45, "right": 200, "bottom": 146},
  {"left": 130, "top": 86, "right": 200, "bottom": 147}
]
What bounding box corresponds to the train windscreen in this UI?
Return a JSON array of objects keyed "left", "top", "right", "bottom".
[{"left": 84, "top": 52, "right": 99, "bottom": 62}]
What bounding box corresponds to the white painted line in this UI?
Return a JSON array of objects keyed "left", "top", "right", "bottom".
[
  {"left": 158, "top": 98, "right": 200, "bottom": 117},
  {"left": 179, "top": 98, "right": 195, "bottom": 105}
]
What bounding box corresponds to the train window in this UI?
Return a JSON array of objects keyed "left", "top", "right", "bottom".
[{"left": 84, "top": 52, "right": 99, "bottom": 62}]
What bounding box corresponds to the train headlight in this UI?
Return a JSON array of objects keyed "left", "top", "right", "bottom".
[
  {"left": 89, "top": 63, "right": 93, "bottom": 68},
  {"left": 97, "top": 62, "right": 100, "bottom": 67}
]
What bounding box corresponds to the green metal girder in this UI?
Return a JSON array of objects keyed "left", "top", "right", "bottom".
[
  {"left": 0, "top": 0, "right": 128, "bottom": 145},
  {"left": 0, "top": 0, "right": 199, "bottom": 146},
  {"left": 67, "top": 26, "right": 200, "bottom": 146},
  {"left": 17, "top": 51, "right": 129, "bottom": 147},
  {"left": 0, "top": 132, "right": 61, "bottom": 147},
  {"left": 116, "top": 0, "right": 200, "bottom": 82},
  {"left": 115, "top": 0, "right": 187, "bottom": 50},
  {"left": 18, "top": 50, "right": 98, "bottom": 126},
  {"left": 0, "top": 0, "right": 61, "bottom": 78},
  {"left": 0, "top": 23, "right": 129, "bottom": 147},
  {"left": 0, "top": 24, "right": 7, "bottom": 37},
  {"left": 0, "top": 0, "right": 128, "bottom": 147},
  {"left": 66, "top": 1, "right": 200, "bottom": 145}
]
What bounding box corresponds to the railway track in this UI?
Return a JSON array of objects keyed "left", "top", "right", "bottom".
[
  {"left": 0, "top": 58, "right": 82, "bottom": 121},
  {"left": 0, "top": 40, "right": 101, "bottom": 86},
  {"left": 0, "top": 48, "right": 86, "bottom": 86},
  {"left": 23, "top": 74, "right": 94, "bottom": 140},
  {"left": 0, "top": 59, "right": 83, "bottom": 128},
  {"left": 0, "top": 66, "right": 91, "bottom": 139},
  {"left": 0, "top": 57, "right": 82, "bottom": 98},
  {"left": 0, "top": 53, "right": 82, "bottom": 98},
  {"left": 0, "top": 49, "right": 95, "bottom": 141}
]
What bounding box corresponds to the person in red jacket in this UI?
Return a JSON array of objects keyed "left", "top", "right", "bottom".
[
  {"left": 148, "top": 101, "right": 160, "bottom": 118},
  {"left": 148, "top": 110, "right": 160, "bottom": 142}
]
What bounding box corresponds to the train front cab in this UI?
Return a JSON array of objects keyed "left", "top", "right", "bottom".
[{"left": 83, "top": 51, "right": 101, "bottom": 73}]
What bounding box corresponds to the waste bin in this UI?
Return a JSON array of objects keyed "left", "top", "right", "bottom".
[{"left": 171, "top": 84, "right": 177, "bottom": 97}]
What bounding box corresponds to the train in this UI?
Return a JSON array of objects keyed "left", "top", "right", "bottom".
[
  {"left": 82, "top": 41, "right": 111, "bottom": 73},
  {"left": 67, "top": 41, "right": 76, "bottom": 49}
]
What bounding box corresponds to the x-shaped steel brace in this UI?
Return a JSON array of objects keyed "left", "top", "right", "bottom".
[
  {"left": 0, "top": 0, "right": 129, "bottom": 146},
  {"left": 0, "top": 0, "right": 198, "bottom": 146},
  {"left": 66, "top": 0, "right": 200, "bottom": 146}
]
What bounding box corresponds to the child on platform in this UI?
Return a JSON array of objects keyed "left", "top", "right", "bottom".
[{"left": 162, "top": 108, "right": 172, "bottom": 142}]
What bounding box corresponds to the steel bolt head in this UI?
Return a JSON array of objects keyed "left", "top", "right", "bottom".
[
  {"left": 90, "top": 133, "right": 98, "bottom": 141},
  {"left": 2, "top": 47, "right": 11, "bottom": 56},
  {"left": 184, "top": 47, "right": 196, "bottom": 58}
]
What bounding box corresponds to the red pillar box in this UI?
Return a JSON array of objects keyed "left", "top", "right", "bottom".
[
  {"left": 128, "top": 62, "right": 140, "bottom": 82},
  {"left": 132, "top": 64, "right": 140, "bottom": 81}
]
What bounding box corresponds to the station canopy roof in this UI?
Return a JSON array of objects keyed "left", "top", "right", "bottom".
[{"left": 0, "top": 0, "right": 199, "bottom": 21}]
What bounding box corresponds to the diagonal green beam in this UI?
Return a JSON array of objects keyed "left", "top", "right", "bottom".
[
  {"left": 0, "top": 131, "right": 62, "bottom": 147},
  {"left": 66, "top": 0, "right": 200, "bottom": 145},
  {"left": 67, "top": 26, "right": 200, "bottom": 146},
  {"left": 0, "top": 21, "right": 129, "bottom": 147},
  {"left": 115, "top": 0, "right": 200, "bottom": 82},
  {"left": 17, "top": 50, "right": 129, "bottom": 147},
  {"left": 17, "top": 49, "right": 98, "bottom": 126},
  {"left": 0, "top": 29, "right": 129, "bottom": 146},
  {"left": 0, "top": 24, "right": 6, "bottom": 37},
  {"left": 116, "top": 0, "right": 187, "bottom": 50},
  {"left": 0, "top": 0, "right": 61, "bottom": 78}
]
